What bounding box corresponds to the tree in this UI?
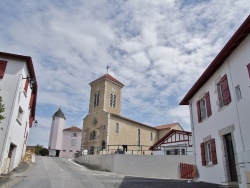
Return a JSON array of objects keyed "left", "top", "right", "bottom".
[
  {"left": 39, "top": 148, "right": 49, "bottom": 156},
  {"left": 34, "top": 144, "right": 43, "bottom": 155},
  {"left": 0, "top": 96, "right": 5, "bottom": 122}
]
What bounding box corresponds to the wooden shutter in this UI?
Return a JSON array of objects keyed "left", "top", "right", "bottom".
[
  {"left": 205, "top": 92, "right": 212, "bottom": 117},
  {"left": 196, "top": 100, "right": 202, "bottom": 123},
  {"left": 29, "top": 116, "right": 34, "bottom": 127},
  {"left": 221, "top": 74, "right": 231, "bottom": 105},
  {"left": 0, "top": 60, "right": 7, "bottom": 79},
  {"left": 247, "top": 63, "right": 250, "bottom": 78},
  {"left": 200, "top": 142, "right": 206, "bottom": 166},
  {"left": 24, "top": 78, "right": 29, "bottom": 93},
  {"left": 210, "top": 138, "right": 218, "bottom": 165},
  {"left": 29, "top": 94, "right": 35, "bottom": 108}
]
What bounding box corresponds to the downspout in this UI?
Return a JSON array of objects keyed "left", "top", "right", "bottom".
[
  {"left": 0, "top": 74, "right": 22, "bottom": 168},
  {"left": 189, "top": 102, "right": 197, "bottom": 166},
  {"left": 227, "top": 60, "right": 245, "bottom": 151}
]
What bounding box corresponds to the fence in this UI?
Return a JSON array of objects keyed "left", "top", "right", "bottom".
[{"left": 180, "top": 163, "right": 196, "bottom": 179}]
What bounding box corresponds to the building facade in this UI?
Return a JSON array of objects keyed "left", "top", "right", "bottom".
[
  {"left": 81, "top": 74, "right": 185, "bottom": 155},
  {"left": 0, "top": 52, "right": 37, "bottom": 174},
  {"left": 180, "top": 15, "right": 250, "bottom": 188},
  {"left": 48, "top": 108, "right": 82, "bottom": 158}
]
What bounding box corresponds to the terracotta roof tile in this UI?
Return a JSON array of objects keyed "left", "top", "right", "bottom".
[
  {"left": 154, "top": 123, "right": 179, "bottom": 130},
  {"left": 89, "top": 74, "right": 124, "bottom": 87},
  {"left": 63, "top": 126, "right": 82, "bottom": 132}
]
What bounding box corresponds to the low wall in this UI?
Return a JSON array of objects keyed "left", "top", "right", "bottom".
[{"left": 75, "top": 154, "right": 194, "bottom": 179}]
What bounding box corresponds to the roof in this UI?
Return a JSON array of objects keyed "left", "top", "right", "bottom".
[
  {"left": 149, "top": 129, "right": 192, "bottom": 150},
  {"left": 63, "top": 126, "right": 82, "bottom": 132},
  {"left": 89, "top": 73, "right": 124, "bottom": 87},
  {"left": 180, "top": 15, "right": 250, "bottom": 105},
  {"left": 0, "top": 51, "right": 38, "bottom": 125},
  {"left": 53, "top": 108, "right": 66, "bottom": 119},
  {"left": 154, "top": 123, "right": 181, "bottom": 130},
  {"left": 110, "top": 113, "right": 157, "bottom": 130}
]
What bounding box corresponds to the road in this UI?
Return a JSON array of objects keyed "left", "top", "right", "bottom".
[{"left": 4, "top": 156, "right": 219, "bottom": 188}]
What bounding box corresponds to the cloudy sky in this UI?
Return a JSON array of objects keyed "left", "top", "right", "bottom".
[{"left": 0, "top": 0, "right": 249, "bottom": 147}]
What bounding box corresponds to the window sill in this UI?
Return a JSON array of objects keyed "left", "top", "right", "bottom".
[{"left": 205, "top": 163, "right": 214, "bottom": 167}]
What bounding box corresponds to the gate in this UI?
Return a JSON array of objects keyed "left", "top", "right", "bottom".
[{"left": 180, "top": 163, "right": 196, "bottom": 179}]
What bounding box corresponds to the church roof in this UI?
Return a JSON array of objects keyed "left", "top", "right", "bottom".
[
  {"left": 63, "top": 126, "right": 82, "bottom": 132},
  {"left": 89, "top": 74, "right": 124, "bottom": 87},
  {"left": 52, "top": 108, "right": 66, "bottom": 119},
  {"left": 154, "top": 123, "right": 182, "bottom": 130}
]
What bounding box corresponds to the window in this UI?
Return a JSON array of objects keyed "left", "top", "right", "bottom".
[
  {"left": 69, "top": 150, "right": 73, "bottom": 152},
  {"left": 217, "top": 74, "right": 231, "bottom": 108},
  {"left": 63, "top": 150, "right": 66, "bottom": 152},
  {"left": 205, "top": 141, "right": 212, "bottom": 164},
  {"left": 235, "top": 85, "right": 242, "bottom": 101},
  {"left": 115, "top": 123, "right": 119, "bottom": 134},
  {"left": 196, "top": 92, "right": 212, "bottom": 123},
  {"left": 110, "top": 94, "right": 113, "bottom": 106},
  {"left": 72, "top": 133, "right": 77, "bottom": 137},
  {"left": 92, "top": 131, "right": 96, "bottom": 139},
  {"left": 17, "top": 106, "right": 24, "bottom": 124},
  {"left": 94, "top": 93, "right": 99, "bottom": 107},
  {"left": 200, "top": 138, "right": 217, "bottom": 166},
  {"left": 71, "top": 139, "right": 77, "bottom": 146},
  {"left": 165, "top": 149, "right": 179, "bottom": 155},
  {"left": 110, "top": 93, "right": 116, "bottom": 108},
  {"left": 24, "top": 78, "right": 29, "bottom": 94},
  {"left": 181, "top": 149, "right": 186, "bottom": 155},
  {"left": 113, "top": 95, "right": 116, "bottom": 108},
  {"left": 0, "top": 60, "right": 7, "bottom": 79},
  {"left": 150, "top": 133, "right": 153, "bottom": 141},
  {"left": 90, "top": 132, "right": 93, "bottom": 140},
  {"left": 138, "top": 129, "right": 140, "bottom": 146},
  {"left": 247, "top": 63, "right": 250, "bottom": 78}
]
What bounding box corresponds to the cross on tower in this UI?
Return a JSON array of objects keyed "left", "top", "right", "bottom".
[{"left": 106, "top": 65, "right": 110, "bottom": 74}]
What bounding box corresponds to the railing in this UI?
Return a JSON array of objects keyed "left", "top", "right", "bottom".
[{"left": 180, "top": 163, "right": 196, "bottom": 179}]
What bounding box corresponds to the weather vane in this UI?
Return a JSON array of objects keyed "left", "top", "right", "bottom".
[{"left": 106, "top": 65, "right": 110, "bottom": 74}]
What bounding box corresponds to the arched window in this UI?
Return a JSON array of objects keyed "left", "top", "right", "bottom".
[
  {"left": 102, "top": 140, "right": 106, "bottom": 150},
  {"left": 93, "top": 131, "right": 96, "bottom": 139},
  {"left": 94, "top": 93, "right": 100, "bottom": 107},
  {"left": 110, "top": 94, "right": 113, "bottom": 106},
  {"left": 113, "top": 95, "right": 116, "bottom": 108},
  {"left": 90, "top": 132, "right": 93, "bottom": 140}
]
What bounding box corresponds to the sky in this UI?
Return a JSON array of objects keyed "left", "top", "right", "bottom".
[{"left": 0, "top": 0, "right": 249, "bottom": 148}]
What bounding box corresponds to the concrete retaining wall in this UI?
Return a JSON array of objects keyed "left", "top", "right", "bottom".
[{"left": 75, "top": 154, "right": 194, "bottom": 179}]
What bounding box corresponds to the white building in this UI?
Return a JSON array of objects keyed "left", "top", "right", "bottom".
[
  {"left": 60, "top": 126, "right": 82, "bottom": 158},
  {"left": 0, "top": 52, "right": 37, "bottom": 174},
  {"left": 48, "top": 108, "right": 82, "bottom": 158},
  {"left": 180, "top": 15, "right": 250, "bottom": 188},
  {"left": 150, "top": 129, "right": 193, "bottom": 156}
]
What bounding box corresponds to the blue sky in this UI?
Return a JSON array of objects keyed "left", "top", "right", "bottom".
[{"left": 0, "top": 0, "right": 249, "bottom": 147}]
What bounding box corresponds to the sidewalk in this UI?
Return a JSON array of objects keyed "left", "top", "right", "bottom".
[{"left": 0, "top": 161, "right": 31, "bottom": 187}]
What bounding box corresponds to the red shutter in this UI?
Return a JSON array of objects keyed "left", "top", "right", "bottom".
[
  {"left": 205, "top": 92, "right": 212, "bottom": 117},
  {"left": 29, "top": 116, "right": 34, "bottom": 127},
  {"left": 200, "top": 142, "right": 206, "bottom": 166},
  {"left": 196, "top": 100, "right": 201, "bottom": 123},
  {"left": 210, "top": 138, "right": 217, "bottom": 165},
  {"left": 247, "top": 63, "right": 250, "bottom": 78},
  {"left": 29, "top": 94, "right": 34, "bottom": 108},
  {"left": 221, "top": 74, "right": 231, "bottom": 105},
  {"left": 24, "top": 78, "right": 29, "bottom": 93},
  {"left": 0, "top": 60, "right": 7, "bottom": 79}
]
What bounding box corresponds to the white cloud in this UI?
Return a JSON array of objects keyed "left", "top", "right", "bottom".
[{"left": 0, "top": 0, "right": 249, "bottom": 147}]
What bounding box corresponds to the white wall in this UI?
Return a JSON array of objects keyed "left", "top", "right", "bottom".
[
  {"left": 189, "top": 34, "right": 250, "bottom": 187},
  {"left": 0, "top": 57, "right": 33, "bottom": 174},
  {"left": 49, "top": 117, "right": 64, "bottom": 150},
  {"left": 60, "top": 131, "right": 82, "bottom": 158},
  {"left": 75, "top": 154, "right": 194, "bottom": 179}
]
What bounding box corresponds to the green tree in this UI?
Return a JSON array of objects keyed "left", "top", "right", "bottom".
[
  {"left": 34, "top": 144, "right": 43, "bottom": 155},
  {"left": 0, "top": 96, "right": 5, "bottom": 122},
  {"left": 39, "top": 148, "right": 49, "bottom": 156}
]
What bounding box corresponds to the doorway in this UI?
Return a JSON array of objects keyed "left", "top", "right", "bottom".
[{"left": 224, "top": 133, "right": 238, "bottom": 182}]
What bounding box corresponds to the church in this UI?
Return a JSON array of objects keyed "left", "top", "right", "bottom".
[{"left": 81, "top": 73, "right": 184, "bottom": 155}]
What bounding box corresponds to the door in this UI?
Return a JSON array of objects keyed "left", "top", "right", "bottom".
[{"left": 224, "top": 133, "right": 238, "bottom": 182}]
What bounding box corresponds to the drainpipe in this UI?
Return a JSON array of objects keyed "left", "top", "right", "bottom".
[
  {"left": 227, "top": 60, "right": 245, "bottom": 151},
  {"left": 189, "top": 102, "right": 197, "bottom": 166},
  {"left": 0, "top": 74, "right": 22, "bottom": 169}
]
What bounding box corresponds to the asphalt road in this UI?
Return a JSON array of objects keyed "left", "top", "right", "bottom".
[{"left": 1, "top": 156, "right": 220, "bottom": 188}]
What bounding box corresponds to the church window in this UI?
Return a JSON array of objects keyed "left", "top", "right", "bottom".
[
  {"left": 113, "top": 95, "right": 116, "bottom": 108},
  {"left": 90, "top": 132, "right": 93, "bottom": 140},
  {"left": 93, "top": 131, "right": 96, "bottom": 139},
  {"left": 115, "top": 123, "right": 119, "bottom": 134},
  {"left": 94, "top": 93, "right": 100, "bottom": 107},
  {"left": 110, "top": 94, "right": 113, "bottom": 106},
  {"left": 72, "top": 133, "right": 77, "bottom": 137}
]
